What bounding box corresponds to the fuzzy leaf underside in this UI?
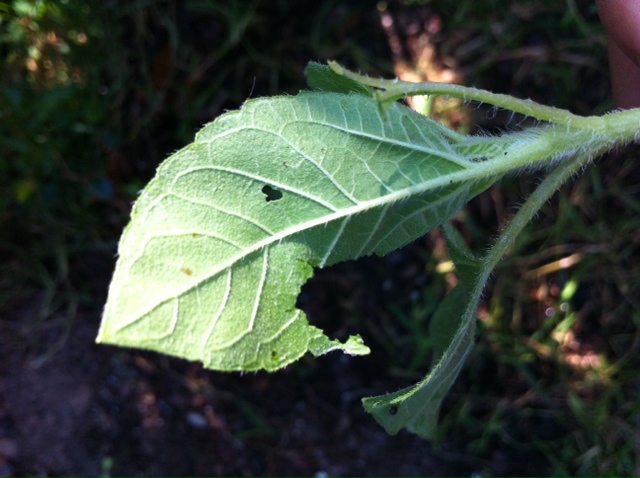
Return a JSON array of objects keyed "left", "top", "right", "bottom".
[
  {"left": 98, "top": 91, "right": 498, "bottom": 372},
  {"left": 363, "top": 224, "right": 484, "bottom": 439}
]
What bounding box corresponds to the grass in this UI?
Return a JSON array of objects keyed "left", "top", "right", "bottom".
[
  {"left": 1, "top": 0, "right": 638, "bottom": 475},
  {"left": 1, "top": 0, "right": 116, "bottom": 364}
]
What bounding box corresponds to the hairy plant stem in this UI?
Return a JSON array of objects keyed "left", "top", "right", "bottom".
[
  {"left": 444, "top": 153, "right": 591, "bottom": 403},
  {"left": 479, "top": 152, "right": 589, "bottom": 289},
  {"left": 329, "top": 61, "right": 640, "bottom": 139}
]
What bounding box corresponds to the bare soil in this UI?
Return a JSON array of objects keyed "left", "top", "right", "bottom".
[{"left": 1, "top": 289, "right": 471, "bottom": 477}]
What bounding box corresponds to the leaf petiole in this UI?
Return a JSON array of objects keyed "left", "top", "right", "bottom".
[{"left": 329, "top": 61, "right": 605, "bottom": 129}]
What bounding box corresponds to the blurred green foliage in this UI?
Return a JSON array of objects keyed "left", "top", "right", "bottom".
[{"left": 1, "top": 0, "right": 117, "bottom": 360}]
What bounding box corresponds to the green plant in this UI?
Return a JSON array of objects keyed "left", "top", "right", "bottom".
[{"left": 97, "top": 61, "right": 640, "bottom": 440}]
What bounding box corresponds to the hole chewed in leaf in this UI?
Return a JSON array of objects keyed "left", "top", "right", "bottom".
[{"left": 262, "top": 184, "right": 283, "bottom": 202}]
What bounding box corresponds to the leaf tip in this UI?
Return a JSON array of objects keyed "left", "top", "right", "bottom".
[{"left": 327, "top": 60, "right": 343, "bottom": 75}]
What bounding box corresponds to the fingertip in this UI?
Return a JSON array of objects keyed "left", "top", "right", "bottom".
[
  {"left": 608, "top": 41, "right": 640, "bottom": 109},
  {"left": 598, "top": 0, "right": 640, "bottom": 66}
]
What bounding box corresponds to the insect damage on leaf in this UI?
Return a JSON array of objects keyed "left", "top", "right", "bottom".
[
  {"left": 97, "top": 89, "right": 495, "bottom": 375},
  {"left": 262, "top": 184, "right": 283, "bottom": 202}
]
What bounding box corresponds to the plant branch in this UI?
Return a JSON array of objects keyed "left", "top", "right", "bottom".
[
  {"left": 329, "top": 61, "right": 604, "bottom": 128},
  {"left": 478, "top": 152, "right": 589, "bottom": 290}
]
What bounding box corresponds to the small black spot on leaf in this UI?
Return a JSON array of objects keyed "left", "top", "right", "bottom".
[
  {"left": 389, "top": 405, "right": 398, "bottom": 415},
  {"left": 262, "top": 184, "right": 283, "bottom": 202}
]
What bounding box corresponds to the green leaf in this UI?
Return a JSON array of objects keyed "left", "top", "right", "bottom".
[
  {"left": 97, "top": 91, "right": 497, "bottom": 372},
  {"left": 362, "top": 224, "right": 483, "bottom": 439},
  {"left": 441, "top": 222, "right": 483, "bottom": 288},
  {"left": 362, "top": 285, "right": 471, "bottom": 439},
  {"left": 305, "top": 61, "right": 374, "bottom": 95}
]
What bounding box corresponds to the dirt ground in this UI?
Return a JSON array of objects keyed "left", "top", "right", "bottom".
[
  {"left": 3, "top": 230, "right": 569, "bottom": 478},
  {"left": 0, "top": 260, "right": 482, "bottom": 477},
  {"left": 1, "top": 239, "right": 564, "bottom": 477}
]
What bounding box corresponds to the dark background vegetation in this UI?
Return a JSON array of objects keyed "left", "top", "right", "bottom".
[{"left": 1, "top": 0, "right": 639, "bottom": 476}]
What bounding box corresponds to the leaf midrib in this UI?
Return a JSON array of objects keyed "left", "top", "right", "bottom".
[
  {"left": 118, "top": 165, "right": 479, "bottom": 332},
  {"left": 199, "top": 120, "right": 471, "bottom": 169},
  {"left": 115, "top": 103, "right": 495, "bottom": 331}
]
